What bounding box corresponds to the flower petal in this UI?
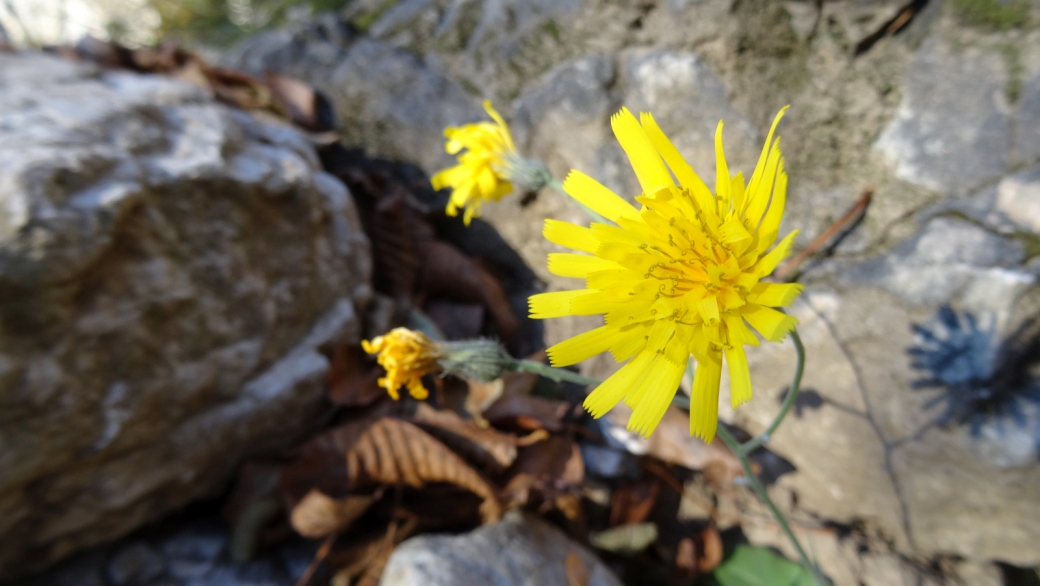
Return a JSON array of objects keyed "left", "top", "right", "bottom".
[
  {"left": 548, "top": 253, "right": 617, "bottom": 278},
  {"left": 547, "top": 324, "right": 618, "bottom": 367},
  {"left": 544, "top": 219, "right": 598, "bottom": 253},
  {"left": 563, "top": 170, "right": 640, "bottom": 223},
  {"left": 611, "top": 107, "right": 675, "bottom": 195},
  {"left": 529, "top": 289, "right": 591, "bottom": 318},
  {"left": 584, "top": 350, "right": 656, "bottom": 418},
  {"left": 628, "top": 356, "right": 685, "bottom": 437},
  {"left": 690, "top": 349, "right": 723, "bottom": 442},
  {"left": 742, "top": 304, "right": 798, "bottom": 342},
  {"left": 724, "top": 343, "right": 753, "bottom": 408}
]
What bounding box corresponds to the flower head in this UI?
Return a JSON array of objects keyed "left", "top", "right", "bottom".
[
  {"left": 432, "top": 101, "right": 544, "bottom": 225},
  {"left": 362, "top": 328, "right": 443, "bottom": 400},
  {"left": 529, "top": 107, "right": 802, "bottom": 441}
]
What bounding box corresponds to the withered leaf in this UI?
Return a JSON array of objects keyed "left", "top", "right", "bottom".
[
  {"left": 265, "top": 72, "right": 334, "bottom": 132},
  {"left": 565, "top": 551, "right": 590, "bottom": 586},
  {"left": 420, "top": 240, "right": 518, "bottom": 343},
  {"left": 503, "top": 436, "right": 583, "bottom": 506},
  {"left": 464, "top": 378, "right": 504, "bottom": 423},
  {"left": 698, "top": 526, "right": 723, "bottom": 573},
  {"left": 608, "top": 405, "right": 743, "bottom": 479},
  {"left": 412, "top": 403, "right": 548, "bottom": 471},
  {"left": 289, "top": 488, "right": 378, "bottom": 539},
  {"left": 484, "top": 394, "right": 570, "bottom": 432},
  {"left": 609, "top": 478, "right": 661, "bottom": 527},
  {"left": 346, "top": 417, "right": 502, "bottom": 522},
  {"left": 327, "top": 343, "right": 386, "bottom": 407},
  {"left": 676, "top": 537, "right": 697, "bottom": 575}
]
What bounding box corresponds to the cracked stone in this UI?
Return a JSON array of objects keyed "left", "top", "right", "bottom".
[{"left": 841, "top": 217, "right": 1029, "bottom": 307}]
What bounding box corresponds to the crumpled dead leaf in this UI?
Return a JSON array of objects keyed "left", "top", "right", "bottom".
[
  {"left": 609, "top": 477, "right": 661, "bottom": 527},
  {"left": 484, "top": 394, "right": 571, "bottom": 432},
  {"left": 346, "top": 417, "right": 502, "bottom": 522},
  {"left": 289, "top": 489, "right": 378, "bottom": 539},
  {"left": 503, "top": 436, "right": 584, "bottom": 507},
  {"left": 327, "top": 343, "right": 386, "bottom": 407},
  {"left": 606, "top": 405, "right": 744, "bottom": 480},
  {"left": 412, "top": 403, "right": 547, "bottom": 472}
]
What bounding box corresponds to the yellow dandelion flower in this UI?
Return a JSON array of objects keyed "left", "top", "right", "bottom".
[
  {"left": 362, "top": 328, "right": 443, "bottom": 400},
  {"left": 529, "top": 106, "right": 802, "bottom": 441},
  {"left": 431, "top": 100, "right": 521, "bottom": 225}
]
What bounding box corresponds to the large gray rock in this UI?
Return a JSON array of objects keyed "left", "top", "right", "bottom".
[
  {"left": 20, "top": 520, "right": 316, "bottom": 586},
  {"left": 380, "top": 511, "right": 623, "bottom": 586},
  {"left": 0, "top": 52, "right": 370, "bottom": 578},
  {"left": 224, "top": 15, "right": 482, "bottom": 174},
  {"left": 874, "top": 36, "right": 1013, "bottom": 196}
]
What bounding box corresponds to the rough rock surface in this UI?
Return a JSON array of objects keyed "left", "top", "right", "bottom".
[
  {"left": 19, "top": 520, "right": 315, "bottom": 586},
  {"left": 225, "top": 0, "right": 1040, "bottom": 579},
  {"left": 379, "top": 511, "right": 623, "bottom": 586},
  {"left": 0, "top": 52, "right": 370, "bottom": 578}
]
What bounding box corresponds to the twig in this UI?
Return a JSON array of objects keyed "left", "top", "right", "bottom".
[
  {"left": 774, "top": 187, "right": 873, "bottom": 281},
  {"left": 293, "top": 533, "right": 336, "bottom": 586}
]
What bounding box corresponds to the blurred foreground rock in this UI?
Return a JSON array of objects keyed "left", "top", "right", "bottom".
[
  {"left": 20, "top": 519, "right": 315, "bottom": 586},
  {"left": 0, "top": 52, "right": 370, "bottom": 578},
  {"left": 380, "top": 511, "right": 623, "bottom": 586}
]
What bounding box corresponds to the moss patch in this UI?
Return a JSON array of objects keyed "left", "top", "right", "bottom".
[{"left": 950, "top": 0, "right": 1031, "bottom": 31}]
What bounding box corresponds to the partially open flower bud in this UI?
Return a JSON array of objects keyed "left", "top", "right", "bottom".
[
  {"left": 362, "top": 328, "right": 443, "bottom": 400},
  {"left": 437, "top": 339, "right": 514, "bottom": 383}
]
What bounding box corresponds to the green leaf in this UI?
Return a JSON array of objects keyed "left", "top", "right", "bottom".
[{"left": 707, "top": 545, "right": 817, "bottom": 586}]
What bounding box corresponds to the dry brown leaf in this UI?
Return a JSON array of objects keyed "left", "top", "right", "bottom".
[
  {"left": 554, "top": 493, "right": 584, "bottom": 521},
  {"left": 502, "top": 436, "right": 583, "bottom": 506},
  {"left": 327, "top": 343, "right": 386, "bottom": 407},
  {"left": 698, "top": 526, "right": 723, "bottom": 572},
  {"left": 464, "top": 378, "right": 504, "bottom": 423},
  {"left": 609, "top": 478, "right": 661, "bottom": 527},
  {"left": 610, "top": 405, "right": 743, "bottom": 478},
  {"left": 346, "top": 417, "right": 502, "bottom": 522},
  {"left": 265, "top": 72, "right": 330, "bottom": 131},
  {"left": 675, "top": 537, "right": 698, "bottom": 576},
  {"left": 565, "top": 551, "right": 590, "bottom": 586},
  {"left": 412, "top": 403, "right": 546, "bottom": 471},
  {"left": 483, "top": 394, "right": 570, "bottom": 432},
  {"left": 354, "top": 542, "right": 395, "bottom": 586},
  {"left": 289, "top": 489, "right": 377, "bottom": 538}
]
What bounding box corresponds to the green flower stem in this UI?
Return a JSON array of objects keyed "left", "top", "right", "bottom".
[
  {"left": 547, "top": 178, "right": 610, "bottom": 224},
  {"left": 509, "top": 359, "right": 601, "bottom": 387},
  {"left": 741, "top": 329, "right": 805, "bottom": 453},
  {"left": 716, "top": 425, "right": 823, "bottom": 584}
]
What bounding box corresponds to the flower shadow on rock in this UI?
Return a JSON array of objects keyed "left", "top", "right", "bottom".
[{"left": 909, "top": 306, "right": 1040, "bottom": 443}]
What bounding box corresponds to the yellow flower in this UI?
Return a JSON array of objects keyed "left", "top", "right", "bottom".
[
  {"left": 432, "top": 101, "right": 519, "bottom": 225},
  {"left": 362, "top": 328, "right": 442, "bottom": 400},
  {"left": 528, "top": 106, "right": 802, "bottom": 441}
]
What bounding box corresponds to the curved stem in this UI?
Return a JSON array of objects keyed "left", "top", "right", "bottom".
[
  {"left": 716, "top": 425, "right": 823, "bottom": 585},
  {"left": 547, "top": 178, "right": 609, "bottom": 224},
  {"left": 741, "top": 329, "right": 805, "bottom": 452},
  {"left": 509, "top": 359, "right": 601, "bottom": 386}
]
